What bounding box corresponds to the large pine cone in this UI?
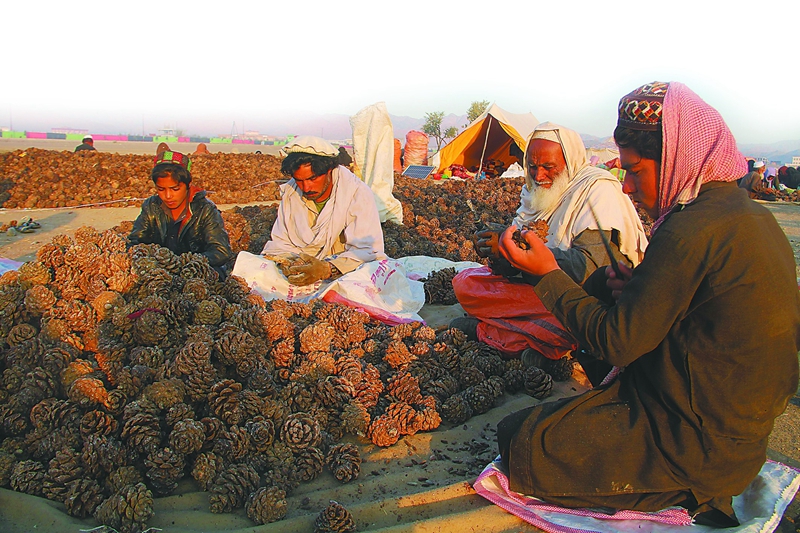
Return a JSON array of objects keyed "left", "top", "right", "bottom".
[
  {"left": 120, "top": 412, "right": 162, "bottom": 455},
  {"left": 463, "top": 383, "right": 496, "bottom": 415},
  {"left": 191, "top": 451, "right": 224, "bottom": 491},
  {"left": 7, "top": 324, "right": 38, "bottom": 346},
  {"left": 384, "top": 340, "right": 416, "bottom": 369},
  {"left": 314, "top": 375, "right": 356, "bottom": 408},
  {"left": 43, "top": 448, "right": 85, "bottom": 501},
  {"left": 195, "top": 300, "right": 222, "bottom": 325},
  {"left": 314, "top": 500, "right": 356, "bottom": 533},
  {"left": 131, "top": 310, "right": 168, "bottom": 346},
  {"left": 214, "top": 425, "right": 251, "bottom": 462},
  {"left": 280, "top": 412, "right": 321, "bottom": 451},
  {"left": 68, "top": 377, "right": 110, "bottom": 409},
  {"left": 292, "top": 446, "right": 324, "bottom": 482},
  {"left": 169, "top": 418, "right": 206, "bottom": 455},
  {"left": 543, "top": 356, "right": 575, "bottom": 382},
  {"left": 106, "top": 466, "right": 143, "bottom": 494},
  {"left": 10, "top": 459, "right": 46, "bottom": 495},
  {"left": 386, "top": 401, "right": 420, "bottom": 436},
  {"left": 91, "top": 290, "right": 125, "bottom": 321},
  {"left": 79, "top": 409, "right": 119, "bottom": 439},
  {"left": 423, "top": 374, "right": 460, "bottom": 403},
  {"left": 440, "top": 394, "right": 473, "bottom": 424},
  {"left": 246, "top": 416, "right": 275, "bottom": 452},
  {"left": 341, "top": 400, "right": 371, "bottom": 437},
  {"left": 246, "top": 485, "right": 288, "bottom": 524},
  {"left": 299, "top": 322, "right": 334, "bottom": 353},
  {"left": 367, "top": 414, "right": 400, "bottom": 447},
  {"left": 502, "top": 368, "right": 526, "bottom": 394},
  {"left": 524, "top": 367, "right": 553, "bottom": 399},
  {"left": 24, "top": 285, "right": 56, "bottom": 315},
  {"left": 142, "top": 378, "right": 186, "bottom": 410},
  {"left": 144, "top": 447, "right": 186, "bottom": 496},
  {"left": 208, "top": 379, "right": 245, "bottom": 426},
  {"left": 386, "top": 371, "right": 423, "bottom": 405},
  {"left": 94, "top": 482, "right": 154, "bottom": 533},
  {"left": 17, "top": 261, "right": 52, "bottom": 289},
  {"left": 326, "top": 443, "right": 361, "bottom": 483},
  {"left": 64, "top": 478, "right": 105, "bottom": 518},
  {"left": 208, "top": 463, "right": 260, "bottom": 513}
]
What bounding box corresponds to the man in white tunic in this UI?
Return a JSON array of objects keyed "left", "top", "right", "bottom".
[{"left": 260, "top": 135, "right": 385, "bottom": 284}]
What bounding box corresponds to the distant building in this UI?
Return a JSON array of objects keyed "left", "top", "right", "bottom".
[
  {"left": 789, "top": 156, "right": 800, "bottom": 169},
  {"left": 51, "top": 128, "right": 89, "bottom": 135}
]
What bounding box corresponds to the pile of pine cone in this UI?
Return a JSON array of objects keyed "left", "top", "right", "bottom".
[
  {"left": 0, "top": 227, "right": 573, "bottom": 531},
  {"left": 0, "top": 149, "right": 283, "bottom": 208}
]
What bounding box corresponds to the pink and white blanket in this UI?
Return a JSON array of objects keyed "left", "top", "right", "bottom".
[{"left": 474, "top": 457, "right": 799, "bottom": 533}]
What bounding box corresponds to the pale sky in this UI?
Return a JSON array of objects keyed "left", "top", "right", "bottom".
[{"left": 3, "top": 0, "right": 799, "bottom": 144}]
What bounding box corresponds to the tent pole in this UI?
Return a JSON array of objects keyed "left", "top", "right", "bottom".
[{"left": 477, "top": 116, "right": 492, "bottom": 179}]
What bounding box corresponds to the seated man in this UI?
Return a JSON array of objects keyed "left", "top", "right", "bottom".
[
  {"left": 232, "top": 136, "right": 419, "bottom": 321},
  {"left": 452, "top": 122, "right": 648, "bottom": 359},
  {"left": 738, "top": 160, "right": 766, "bottom": 197},
  {"left": 74, "top": 135, "right": 96, "bottom": 152},
  {"left": 128, "top": 150, "right": 234, "bottom": 276},
  {"left": 496, "top": 82, "right": 799, "bottom": 525}
]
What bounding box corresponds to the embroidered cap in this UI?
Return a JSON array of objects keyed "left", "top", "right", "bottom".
[
  {"left": 153, "top": 150, "right": 192, "bottom": 173},
  {"left": 617, "top": 81, "right": 669, "bottom": 131}
]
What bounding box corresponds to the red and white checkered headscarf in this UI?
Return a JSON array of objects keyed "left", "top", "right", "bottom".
[{"left": 655, "top": 82, "right": 748, "bottom": 231}]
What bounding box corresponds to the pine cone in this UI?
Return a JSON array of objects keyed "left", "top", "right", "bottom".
[
  {"left": 386, "top": 372, "right": 423, "bottom": 405},
  {"left": 142, "top": 378, "right": 186, "bottom": 410},
  {"left": 423, "top": 374, "right": 460, "bottom": 403},
  {"left": 144, "top": 447, "right": 186, "bottom": 496},
  {"left": 208, "top": 463, "right": 260, "bottom": 513},
  {"left": 300, "top": 322, "right": 334, "bottom": 353},
  {"left": 10, "top": 459, "right": 46, "bottom": 495},
  {"left": 341, "top": 400, "right": 371, "bottom": 437},
  {"left": 120, "top": 412, "right": 162, "bottom": 455},
  {"left": 183, "top": 278, "right": 211, "bottom": 302},
  {"left": 169, "top": 418, "right": 206, "bottom": 455},
  {"left": 131, "top": 309, "right": 168, "bottom": 346},
  {"left": 207, "top": 379, "right": 245, "bottom": 426},
  {"left": 246, "top": 416, "right": 276, "bottom": 452},
  {"left": 91, "top": 290, "right": 125, "bottom": 320},
  {"left": 246, "top": 485, "right": 288, "bottom": 524},
  {"left": 463, "top": 383, "right": 496, "bottom": 415},
  {"left": 367, "top": 414, "right": 401, "bottom": 447},
  {"left": 292, "top": 446, "right": 324, "bottom": 482},
  {"left": 106, "top": 466, "right": 143, "bottom": 494},
  {"left": 24, "top": 285, "right": 56, "bottom": 315},
  {"left": 384, "top": 339, "right": 416, "bottom": 369},
  {"left": 192, "top": 451, "right": 224, "bottom": 491},
  {"left": 386, "top": 401, "right": 421, "bottom": 436},
  {"left": 326, "top": 443, "right": 361, "bottom": 483},
  {"left": 524, "top": 367, "right": 553, "bottom": 399},
  {"left": 82, "top": 434, "right": 128, "bottom": 477},
  {"left": 43, "top": 448, "right": 85, "bottom": 501},
  {"left": 94, "top": 482, "right": 154, "bottom": 533},
  {"left": 195, "top": 299, "right": 222, "bottom": 326},
  {"left": 314, "top": 500, "right": 356, "bottom": 533},
  {"left": 68, "top": 377, "right": 110, "bottom": 408},
  {"left": 7, "top": 324, "right": 37, "bottom": 346},
  {"left": 440, "top": 394, "right": 473, "bottom": 424},
  {"left": 64, "top": 478, "right": 105, "bottom": 518},
  {"left": 502, "top": 368, "right": 526, "bottom": 393},
  {"left": 543, "top": 356, "right": 575, "bottom": 382},
  {"left": 165, "top": 402, "right": 195, "bottom": 426},
  {"left": 280, "top": 412, "right": 321, "bottom": 451},
  {"left": 79, "top": 409, "right": 119, "bottom": 439},
  {"left": 17, "top": 261, "right": 52, "bottom": 289},
  {"left": 214, "top": 425, "right": 251, "bottom": 462}
]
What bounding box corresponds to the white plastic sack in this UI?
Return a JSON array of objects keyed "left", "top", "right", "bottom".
[
  {"left": 500, "top": 162, "right": 525, "bottom": 178},
  {"left": 350, "top": 102, "right": 404, "bottom": 224},
  {"left": 231, "top": 252, "right": 424, "bottom": 325}
]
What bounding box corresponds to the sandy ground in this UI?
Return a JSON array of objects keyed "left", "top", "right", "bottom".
[
  {"left": 0, "top": 138, "right": 284, "bottom": 156},
  {"left": 0, "top": 200, "right": 798, "bottom": 532}
]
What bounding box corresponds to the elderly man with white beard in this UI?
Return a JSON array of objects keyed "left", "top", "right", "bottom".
[{"left": 451, "top": 122, "right": 648, "bottom": 365}]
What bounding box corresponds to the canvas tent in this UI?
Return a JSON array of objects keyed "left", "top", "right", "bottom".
[{"left": 433, "top": 104, "right": 539, "bottom": 173}]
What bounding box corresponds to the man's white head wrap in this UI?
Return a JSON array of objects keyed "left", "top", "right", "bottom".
[
  {"left": 515, "top": 122, "right": 648, "bottom": 265},
  {"left": 280, "top": 135, "right": 338, "bottom": 158}
]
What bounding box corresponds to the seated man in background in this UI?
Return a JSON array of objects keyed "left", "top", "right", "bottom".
[
  {"left": 74, "top": 135, "right": 96, "bottom": 152},
  {"left": 452, "top": 122, "right": 648, "bottom": 360},
  {"left": 128, "top": 150, "right": 234, "bottom": 276},
  {"left": 738, "top": 159, "right": 766, "bottom": 197}
]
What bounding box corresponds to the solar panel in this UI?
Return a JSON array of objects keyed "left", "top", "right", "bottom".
[{"left": 402, "top": 165, "right": 436, "bottom": 179}]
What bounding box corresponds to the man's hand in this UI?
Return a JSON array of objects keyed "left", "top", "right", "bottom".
[
  {"left": 498, "top": 226, "right": 559, "bottom": 278},
  {"left": 474, "top": 222, "right": 506, "bottom": 259},
  {"left": 605, "top": 261, "right": 633, "bottom": 300},
  {"left": 286, "top": 253, "right": 332, "bottom": 286}
]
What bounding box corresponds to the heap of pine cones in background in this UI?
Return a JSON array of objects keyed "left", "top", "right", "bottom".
[
  {"left": 0, "top": 227, "right": 574, "bottom": 531},
  {"left": 0, "top": 149, "right": 283, "bottom": 208}
]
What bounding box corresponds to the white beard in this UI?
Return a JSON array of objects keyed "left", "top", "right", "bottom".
[{"left": 527, "top": 168, "right": 571, "bottom": 213}]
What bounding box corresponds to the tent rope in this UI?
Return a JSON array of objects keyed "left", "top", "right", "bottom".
[{"left": 476, "top": 116, "right": 492, "bottom": 179}]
